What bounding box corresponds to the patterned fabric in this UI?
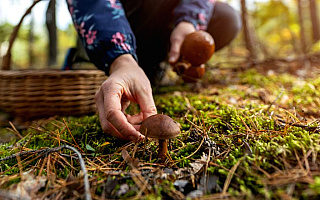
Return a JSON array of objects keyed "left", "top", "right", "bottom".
[
  {"left": 174, "top": 0, "right": 215, "bottom": 30},
  {"left": 66, "top": 0, "right": 215, "bottom": 74}
]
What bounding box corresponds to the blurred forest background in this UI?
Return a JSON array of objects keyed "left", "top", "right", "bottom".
[{"left": 0, "top": 0, "right": 319, "bottom": 70}]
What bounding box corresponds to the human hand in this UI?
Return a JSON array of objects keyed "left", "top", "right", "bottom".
[
  {"left": 168, "top": 21, "right": 196, "bottom": 65},
  {"left": 95, "top": 54, "right": 157, "bottom": 141}
]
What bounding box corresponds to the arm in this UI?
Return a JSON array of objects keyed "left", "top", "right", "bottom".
[
  {"left": 174, "top": 0, "right": 215, "bottom": 31},
  {"left": 66, "top": 0, "right": 137, "bottom": 73},
  {"left": 67, "top": 0, "right": 157, "bottom": 140},
  {"left": 169, "top": 0, "right": 215, "bottom": 63}
]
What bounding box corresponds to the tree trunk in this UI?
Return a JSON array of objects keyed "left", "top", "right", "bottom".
[
  {"left": 46, "top": 0, "right": 57, "bottom": 67},
  {"left": 309, "top": 0, "right": 320, "bottom": 43},
  {"left": 29, "top": 13, "right": 35, "bottom": 68},
  {"left": 297, "top": 0, "right": 307, "bottom": 54},
  {"left": 240, "top": 0, "right": 257, "bottom": 60},
  {"left": 1, "top": 0, "right": 41, "bottom": 70}
]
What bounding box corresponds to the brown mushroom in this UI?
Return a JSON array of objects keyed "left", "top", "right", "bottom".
[
  {"left": 180, "top": 30, "right": 215, "bottom": 66},
  {"left": 181, "top": 64, "right": 205, "bottom": 83},
  {"left": 171, "top": 31, "right": 214, "bottom": 83},
  {"left": 172, "top": 61, "right": 191, "bottom": 75},
  {"left": 140, "top": 114, "right": 181, "bottom": 162}
]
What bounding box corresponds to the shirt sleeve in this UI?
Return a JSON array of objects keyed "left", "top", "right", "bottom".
[
  {"left": 174, "top": 0, "right": 215, "bottom": 31},
  {"left": 66, "top": 0, "right": 137, "bottom": 75}
]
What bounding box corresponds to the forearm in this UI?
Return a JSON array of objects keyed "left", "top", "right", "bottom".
[{"left": 66, "top": 0, "right": 137, "bottom": 75}]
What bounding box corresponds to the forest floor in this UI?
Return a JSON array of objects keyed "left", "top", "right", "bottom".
[{"left": 1, "top": 54, "right": 320, "bottom": 200}]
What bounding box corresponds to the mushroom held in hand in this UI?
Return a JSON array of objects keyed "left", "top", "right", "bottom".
[
  {"left": 181, "top": 64, "right": 205, "bottom": 83},
  {"left": 180, "top": 30, "right": 215, "bottom": 66},
  {"left": 172, "top": 61, "right": 191, "bottom": 75},
  {"left": 140, "top": 114, "right": 181, "bottom": 162},
  {"left": 172, "top": 31, "right": 215, "bottom": 82}
]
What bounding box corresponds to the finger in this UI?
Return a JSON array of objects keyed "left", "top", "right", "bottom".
[
  {"left": 95, "top": 89, "right": 127, "bottom": 140},
  {"left": 103, "top": 83, "right": 143, "bottom": 141},
  {"left": 136, "top": 85, "right": 157, "bottom": 120},
  {"left": 168, "top": 37, "right": 183, "bottom": 64},
  {"left": 126, "top": 113, "right": 143, "bottom": 131},
  {"left": 133, "top": 124, "right": 141, "bottom": 131},
  {"left": 102, "top": 121, "right": 128, "bottom": 140},
  {"left": 127, "top": 112, "right": 143, "bottom": 125},
  {"left": 121, "top": 99, "right": 130, "bottom": 113}
]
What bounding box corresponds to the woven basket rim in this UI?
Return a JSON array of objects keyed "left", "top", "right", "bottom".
[{"left": 0, "top": 69, "right": 106, "bottom": 77}]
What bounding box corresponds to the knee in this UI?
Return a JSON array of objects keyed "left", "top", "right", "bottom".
[
  {"left": 224, "top": 4, "right": 242, "bottom": 35},
  {"left": 207, "top": 1, "right": 242, "bottom": 50},
  {"left": 214, "top": 1, "right": 242, "bottom": 32},
  {"left": 228, "top": 12, "right": 242, "bottom": 37}
]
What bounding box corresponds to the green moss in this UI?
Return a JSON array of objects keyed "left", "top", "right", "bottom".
[{"left": 1, "top": 65, "right": 320, "bottom": 199}]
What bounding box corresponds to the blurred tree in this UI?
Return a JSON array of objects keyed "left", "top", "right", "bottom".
[
  {"left": 28, "top": 12, "right": 35, "bottom": 68},
  {"left": 240, "top": 0, "right": 257, "bottom": 60},
  {"left": 297, "top": 0, "right": 307, "bottom": 54},
  {"left": 253, "top": 1, "right": 300, "bottom": 57},
  {"left": 309, "top": 0, "right": 320, "bottom": 43},
  {"left": 1, "top": 0, "right": 41, "bottom": 70},
  {"left": 0, "top": 23, "right": 13, "bottom": 45},
  {"left": 0, "top": 23, "right": 13, "bottom": 67},
  {"left": 46, "top": 0, "right": 57, "bottom": 67}
]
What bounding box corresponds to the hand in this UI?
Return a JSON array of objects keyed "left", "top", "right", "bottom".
[
  {"left": 95, "top": 54, "right": 157, "bottom": 141},
  {"left": 168, "top": 21, "right": 196, "bottom": 64}
]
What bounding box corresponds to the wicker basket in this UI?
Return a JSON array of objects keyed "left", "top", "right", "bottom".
[
  {"left": 0, "top": 70, "right": 106, "bottom": 120},
  {"left": 0, "top": 1, "right": 108, "bottom": 121}
]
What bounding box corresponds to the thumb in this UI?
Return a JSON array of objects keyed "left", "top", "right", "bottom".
[{"left": 168, "top": 37, "right": 183, "bottom": 64}]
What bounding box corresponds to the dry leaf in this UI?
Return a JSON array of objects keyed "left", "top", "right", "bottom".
[
  {"left": 121, "top": 149, "right": 139, "bottom": 169},
  {"left": 8, "top": 169, "right": 46, "bottom": 200}
]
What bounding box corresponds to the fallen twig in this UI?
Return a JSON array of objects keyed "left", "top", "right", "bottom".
[
  {"left": 222, "top": 157, "right": 245, "bottom": 195},
  {"left": 0, "top": 145, "right": 92, "bottom": 200},
  {"left": 7, "top": 122, "right": 23, "bottom": 139},
  {"left": 277, "top": 119, "right": 320, "bottom": 133},
  {"left": 267, "top": 88, "right": 284, "bottom": 112},
  {"left": 0, "top": 149, "right": 42, "bottom": 162},
  {"left": 64, "top": 145, "right": 92, "bottom": 200}
]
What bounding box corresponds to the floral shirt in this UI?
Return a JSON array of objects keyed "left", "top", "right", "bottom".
[{"left": 66, "top": 0, "right": 215, "bottom": 74}]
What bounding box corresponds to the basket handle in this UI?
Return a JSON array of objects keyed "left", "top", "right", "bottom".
[{"left": 1, "top": 0, "right": 42, "bottom": 70}]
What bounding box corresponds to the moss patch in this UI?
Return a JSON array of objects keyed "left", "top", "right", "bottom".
[{"left": 1, "top": 64, "right": 320, "bottom": 199}]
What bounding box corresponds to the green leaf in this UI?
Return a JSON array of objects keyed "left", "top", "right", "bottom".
[{"left": 86, "top": 144, "right": 95, "bottom": 152}]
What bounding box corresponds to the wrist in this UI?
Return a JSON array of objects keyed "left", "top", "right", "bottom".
[
  {"left": 109, "top": 54, "right": 138, "bottom": 74},
  {"left": 176, "top": 21, "right": 196, "bottom": 32}
]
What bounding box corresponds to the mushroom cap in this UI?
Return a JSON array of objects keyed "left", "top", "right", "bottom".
[
  {"left": 180, "top": 31, "right": 215, "bottom": 66},
  {"left": 140, "top": 114, "right": 181, "bottom": 139}
]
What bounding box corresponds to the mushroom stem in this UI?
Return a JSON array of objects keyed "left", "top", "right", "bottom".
[
  {"left": 173, "top": 61, "right": 191, "bottom": 75},
  {"left": 158, "top": 139, "right": 168, "bottom": 162}
]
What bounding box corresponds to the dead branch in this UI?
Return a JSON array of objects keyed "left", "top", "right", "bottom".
[
  {"left": 1, "top": 0, "right": 42, "bottom": 70},
  {"left": 277, "top": 119, "right": 320, "bottom": 133},
  {"left": 0, "top": 145, "right": 92, "bottom": 200}
]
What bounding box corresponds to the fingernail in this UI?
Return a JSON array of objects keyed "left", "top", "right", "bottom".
[{"left": 169, "top": 56, "right": 176, "bottom": 63}]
